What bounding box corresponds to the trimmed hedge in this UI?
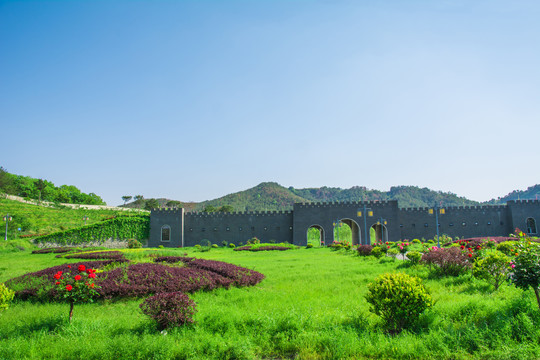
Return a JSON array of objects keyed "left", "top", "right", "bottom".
[{"left": 33, "top": 215, "right": 149, "bottom": 245}]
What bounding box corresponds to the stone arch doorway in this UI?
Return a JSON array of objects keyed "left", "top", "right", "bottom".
[
  {"left": 370, "top": 222, "right": 388, "bottom": 243},
  {"left": 333, "top": 218, "right": 361, "bottom": 246},
  {"left": 307, "top": 225, "right": 325, "bottom": 247},
  {"left": 527, "top": 217, "right": 537, "bottom": 235}
]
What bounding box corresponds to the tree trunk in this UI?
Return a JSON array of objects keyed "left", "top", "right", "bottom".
[
  {"left": 534, "top": 287, "right": 540, "bottom": 310},
  {"left": 69, "top": 300, "right": 74, "bottom": 323}
]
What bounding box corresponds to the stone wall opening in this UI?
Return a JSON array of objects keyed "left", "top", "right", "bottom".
[
  {"left": 527, "top": 217, "right": 537, "bottom": 234},
  {"left": 307, "top": 225, "right": 325, "bottom": 247},
  {"left": 333, "top": 219, "right": 361, "bottom": 246}
]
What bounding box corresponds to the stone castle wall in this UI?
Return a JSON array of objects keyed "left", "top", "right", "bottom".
[{"left": 149, "top": 200, "right": 540, "bottom": 247}]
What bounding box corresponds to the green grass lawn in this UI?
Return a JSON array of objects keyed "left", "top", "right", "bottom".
[{"left": 1, "top": 246, "right": 540, "bottom": 359}]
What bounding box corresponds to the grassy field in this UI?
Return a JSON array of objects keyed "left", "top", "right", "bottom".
[{"left": 1, "top": 244, "right": 540, "bottom": 359}]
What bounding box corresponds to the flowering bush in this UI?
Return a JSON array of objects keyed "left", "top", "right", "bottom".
[
  {"left": 0, "top": 283, "right": 15, "bottom": 311},
  {"left": 127, "top": 239, "right": 142, "bottom": 249},
  {"left": 421, "top": 247, "right": 471, "bottom": 276},
  {"left": 365, "top": 273, "right": 433, "bottom": 334},
  {"left": 140, "top": 292, "right": 197, "bottom": 329},
  {"left": 472, "top": 250, "right": 512, "bottom": 290},
  {"left": 53, "top": 264, "right": 101, "bottom": 322},
  {"left": 357, "top": 245, "right": 373, "bottom": 256}
]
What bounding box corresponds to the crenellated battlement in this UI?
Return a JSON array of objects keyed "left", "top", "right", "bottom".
[
  {"left": 151, "top": 208, "right": 183, "bottom": 214},
  {"left": 185, "top": 210, "right": 293, "bottom": 217},
  {"left": 508, "top": 199, "right": 540, "bottom": 205},
  {"left": 296, "top": 200, "right": 394, "bottom": 208},
  {"left": 400, "top": 204, "right": 508, "bottom": 212}
]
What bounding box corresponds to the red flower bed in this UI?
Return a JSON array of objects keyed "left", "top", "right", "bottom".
[{"left": 59, "top": 251, "right": 125, "bottom": 260}]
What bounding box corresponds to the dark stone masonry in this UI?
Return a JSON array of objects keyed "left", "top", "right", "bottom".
[{"left": 148, "top": 200, "right": 540, "bottom": 247}]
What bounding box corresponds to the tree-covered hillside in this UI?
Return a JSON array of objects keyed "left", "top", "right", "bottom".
[
  {"left": 487, "top": 184, "right": 540, "bottom": 204},
  {"left": 0, "top": 166, "right": 104, "bottom": 205}
]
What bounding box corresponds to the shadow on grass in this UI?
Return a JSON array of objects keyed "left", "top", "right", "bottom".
[{"left": 15, "top": 316, "right": 65, "bottom": 335}]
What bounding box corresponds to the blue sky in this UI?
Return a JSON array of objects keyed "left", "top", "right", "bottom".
[{"left": 1, "top": 0, "right": 539, "bottom": 206}]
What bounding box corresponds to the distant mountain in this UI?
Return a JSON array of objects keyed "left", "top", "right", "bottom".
[
  {"left": 487, "top": 184, "right": 540, "bottom": 204},
  {"left": 195, "top": 182, "right": 307, "bottom": 212},
  {"left": 123, "top": 182, "right": 540, "bottom": 212}
]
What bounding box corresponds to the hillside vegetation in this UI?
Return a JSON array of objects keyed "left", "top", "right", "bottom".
[
  {"left": 0, "top": 198, "right": 144, "bottom": 240},
  {"left": 0, "top": 167, "right": 104, "bottom": 205}
]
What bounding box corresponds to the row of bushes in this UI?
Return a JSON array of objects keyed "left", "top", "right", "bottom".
[{"left": 33, "top": 215, "right": 149, "bottom": 245}]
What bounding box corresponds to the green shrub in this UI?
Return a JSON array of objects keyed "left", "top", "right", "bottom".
[
  {"left": 228, "top": 243, "right": 235, "bottom": 248},
  {"left": 211, "top": 244, "right": 218, "bottom": 248},
  {"left": 371, "top": 247, "right": 383, "bottom": 258},
  {"left": 0, "top": 283, "right": 15, "bottom": 311},
  {"left": 407, "top": 250, "right": 422, "bottom": 264},
  {"left": 387, "top": 248, "right": 399, "bottom": 261},
  {"left": 306, "top": 243, "right": 313, "bottom": 249},
  {"left": 412, "top": 239, "right": 421, "bottom": 244},
  {"left": 472, "top": 250, "right": 511, "bottom": 290},
  {"left": 221, "top": 241, "right": 228, "bottom": 247},
  {"left": 365, "top": 273, "right": 433, "bottom": 333},
  {"left": 127, "top": 239, "right": 142, "bottom": 249},
  {"left": 497, "top": 241, "right": 517, "bottom": 256},
  {"left": 158, "top": 245, "right": 164, "bottom": 249}
]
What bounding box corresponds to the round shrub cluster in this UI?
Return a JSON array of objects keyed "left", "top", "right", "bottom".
[
  {"left": 365, "top": 272, "right": 433, "bottom": 333},
  {"left": 406, "top": 251, "right": 422, "bottom": 264},
  {"left": 127, "top": 239, "right": 142, "bottom": 249},
  {"left": 140, "top": 291, "right": 197, "bottom": 329}
]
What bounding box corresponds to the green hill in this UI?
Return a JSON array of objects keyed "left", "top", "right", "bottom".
[
  {"left": 487, "top": 184, "right": 540, "bottom": 204},
  {"left": 195, "top": 182, "right": 308, "bottom": 212}
]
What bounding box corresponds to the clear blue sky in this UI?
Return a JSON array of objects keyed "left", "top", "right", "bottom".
[{"left": 1, "top": 0, "right": 539, "bottom": 206}]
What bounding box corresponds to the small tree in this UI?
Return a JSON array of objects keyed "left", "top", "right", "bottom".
[
  {"left": 510, "top": 246, "right": 540, "bottom": 309},
  {"left": 122, "top": 195, "right": 132, "bottom": 205},
  {"left": 472, "top": 250, "right": 511, "bottom": 290},
  {"left": 0, "top": 283, "right": 15, "bottom": 311},
  {"left": 54, "top": 265, "right": 101, "bottom": 322},
  {"left": 365, "top": 273, "right": 433, "bottom": 334}
]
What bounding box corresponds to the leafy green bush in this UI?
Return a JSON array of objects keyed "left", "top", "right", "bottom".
[
  {"left": 472, "top": 250, "right": 511, "bottom": 290},
  {"left": 407, "top": 251, "right": 422, "bottom": 264},
  {"left": 412, "top": 239, "right": 421, "bottom": 244},
  {"left": 127, "top": 239, "right": 142, "bottom": 249},
  {"left": 211, "top": 244, "right": 218, "bottom": 248},
  {"left": 0, "top": 283, "right": 15, "bottom": 311},
  {"left": 387, "top": 248, "right": 399, "bottom": 261},
  {"left": 365, "top": 273, "right": 433, "bottom": 333},
  {"left": 306, "top": 243, "right": 313, "bottom": 249},
  {"left": 371, "top": 247, "right": 383, "bottom": 258},
  {"left": 228, "top": 243, "right": 235, "bottom": 248},
  {"left": 497, "top": 241, "right": 518, "bottom": 256},
  {"left": 140, "top": 292, "right": 197, "bottom": 329}
]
